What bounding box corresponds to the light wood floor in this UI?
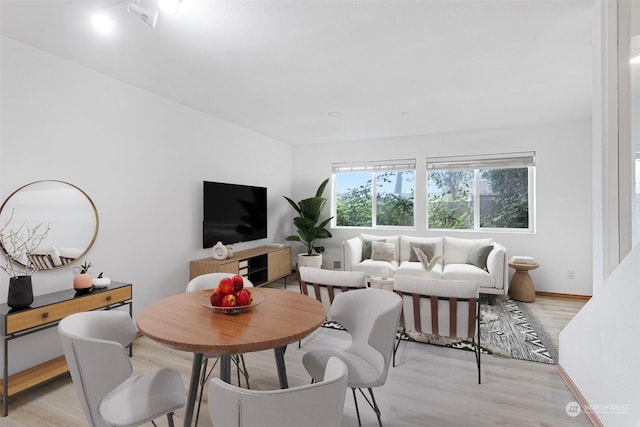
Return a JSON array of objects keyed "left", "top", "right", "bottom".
[{"left": 3, "top": 279, "right": 590, "bottom": 427}]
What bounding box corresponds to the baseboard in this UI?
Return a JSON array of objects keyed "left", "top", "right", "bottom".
[
  {"left": 557, "top": 364, "right": 603, "bottom": 427},
  {"left": 535, "top": 291, "right": 591, "bottom": 301}
]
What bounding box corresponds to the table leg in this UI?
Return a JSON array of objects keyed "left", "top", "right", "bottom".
[
  {"left": 219, "top": 354, "right": 231, "bottom": 383},
  {"left": 184, "top": 353, "right": 204, "bottom": 427},
  {"left": 273, "top": 346, "right": 289, "bottom": 389}
]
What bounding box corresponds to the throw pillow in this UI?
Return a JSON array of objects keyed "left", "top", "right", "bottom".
[
  {"left": 467, "top": 244, "right": 494, "bottom": 270},
  {"left": 409, "top": 242, "right": 436, "bottom": 262},
  {"left": 371, "top": 241, "right": 395, "bottom": 261},
  {"left": 362, "top": 237, "right": 386, "bottom": 259}
]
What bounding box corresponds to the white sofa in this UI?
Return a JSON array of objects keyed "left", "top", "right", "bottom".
[{"left": 342, "top": 234, "right": 509, "bottom": 296}]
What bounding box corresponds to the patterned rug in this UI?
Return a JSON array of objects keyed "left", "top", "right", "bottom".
[{"left": 324, "top": 297, "right": 558, "bottom": 365}]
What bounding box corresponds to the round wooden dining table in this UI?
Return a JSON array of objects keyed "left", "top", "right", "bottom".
[{"left": 137, "top": 287, "right": 326, "bottom": 427}]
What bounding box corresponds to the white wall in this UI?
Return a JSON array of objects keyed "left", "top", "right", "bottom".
[
  {"left": 559, "top": 244, "right": 640, "bottom": 425},
  {"left": 0, "top": 37, "right": 293, "bottom": 375},
  {"left": 558, "top": 2, "right": 640, "bottom": 425},
  {"left": 291, "top": 120, "right": 593, "bottom": 296}
]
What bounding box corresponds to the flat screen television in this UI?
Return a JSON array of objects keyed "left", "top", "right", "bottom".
[{"left": 203, "top": 181, "right": 267, "bottom": 248}]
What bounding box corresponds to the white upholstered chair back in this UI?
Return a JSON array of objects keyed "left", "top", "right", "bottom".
[
  {"left": 208, "top": 356, "right": 348, "bottom": 427},
  {"left": 298, "top": 267, "right": 366, "bottom": 315},
  {"left": 393, "top": 276, "right": 479, "bottom": 339},
  {"left": 58, "top": 311, "right": 185, "bottom": 427},
  {"left": 186, "top": 272, "right": 254, "bottom": 292},
  {"left": 393, "top": 275, "right": 481, "bottom": 383}
]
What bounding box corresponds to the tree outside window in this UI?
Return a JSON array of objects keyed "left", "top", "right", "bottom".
[
  {"left": 335, "top": 169, "right": 415, "bottom": 228},
  {"left": 428, "top": 165, "right": 532, "bottom": 230}
]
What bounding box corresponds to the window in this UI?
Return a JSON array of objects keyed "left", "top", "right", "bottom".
[
  {"left": 333, "top": 159, "right": 416, "bottom": 228},
  {"left": 426, "top": 152, "right": 535, "bottom": 231}
]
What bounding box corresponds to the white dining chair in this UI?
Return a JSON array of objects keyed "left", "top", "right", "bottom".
[
  {"left": 302, "top": 288, "right": 402, "bottom": 427},
  {"left": 186, "top": 272, "right": 254, "bottom": 425},
  {"left": 58, "top": 311, "right": 185, "bottom": 427},
  {"left": 208, "top": 356, "right": 348, "bottom": 427}
]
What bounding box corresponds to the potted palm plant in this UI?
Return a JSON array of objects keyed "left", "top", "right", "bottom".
[
  {"left": 283, "top": 178, "right": 333, "bottom": 269},
  {"left": 0, "top": 210, "right": 50, "bottom": 309}
]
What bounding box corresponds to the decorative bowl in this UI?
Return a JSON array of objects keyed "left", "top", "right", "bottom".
[{"left": 199, "top": 292, "right": 264, "bottom": 314}]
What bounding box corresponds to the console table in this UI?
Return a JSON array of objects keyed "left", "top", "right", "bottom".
[
  {"left": 190, "top": 245, "right": 291, "bottom": 286},
  {"left": 0, "top": 281, "right": 133, "bottom": 416}
]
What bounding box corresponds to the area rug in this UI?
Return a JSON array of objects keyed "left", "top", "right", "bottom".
[{"left": 324, "top": 297, "right": 559, "bottom": 365}]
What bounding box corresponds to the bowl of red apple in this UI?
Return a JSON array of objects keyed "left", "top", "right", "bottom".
[{"left": 199, "top": 275, "right": 263, "bottom": 314}]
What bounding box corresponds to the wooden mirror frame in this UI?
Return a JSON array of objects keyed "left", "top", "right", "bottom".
[{"left": 0, "top": 180, "right": 99, "bottom": 271}]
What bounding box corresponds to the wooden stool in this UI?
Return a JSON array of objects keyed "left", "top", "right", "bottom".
[{"left": 508, "top": 262, "right": 539, "bottom": 302}]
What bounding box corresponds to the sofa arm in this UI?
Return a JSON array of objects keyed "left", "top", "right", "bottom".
[
  {"left": 486, "top": 243, "right": 508, "bottom": 294},
  {"left": 342, "top": 237, "right": 363, "bottom": 271}
]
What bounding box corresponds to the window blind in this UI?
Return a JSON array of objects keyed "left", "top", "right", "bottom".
[
  {"left": 332, "top": 159, "right": 416, "bottom": 173},
  {"left": 426, "top": 152, "right": 535, "bottom": 170}
]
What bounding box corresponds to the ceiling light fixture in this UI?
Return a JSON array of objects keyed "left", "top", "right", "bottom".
[
  {"left": 91, "top": 13, "right": 114, "bottom": 33},
  {"left": 127, "top": 2, "right": 159, "bottom": 29},
  {"left": 158, "top": 0, "right": 182, "bottom": 16},
  {"left": 328, "top": 112, "right": 342, "bottom": 117}
]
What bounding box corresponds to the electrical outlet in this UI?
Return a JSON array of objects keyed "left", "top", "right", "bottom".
[
  {"left": 333, "top": 261, "right": 342, "bottom": 270},
  {"left": 567, "top": 270, "right": 575, "bottom": 279}
]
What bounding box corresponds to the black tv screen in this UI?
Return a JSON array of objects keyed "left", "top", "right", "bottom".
[{"left": 203, "top": 181, "right": 267, "bottom": 248}]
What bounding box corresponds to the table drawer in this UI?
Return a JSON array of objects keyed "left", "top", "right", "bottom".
[
  {"left": 6, "top": 300, "right": 79, "bottom": 334},
  {"left": 78, "top": 286, "right": 132, "bottom": 311}
]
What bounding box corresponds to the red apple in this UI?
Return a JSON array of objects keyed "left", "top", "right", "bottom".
[
  {"left": 221, "top": 293, "right": 237, "bottom": 307},
  {"left": 236, "top": 289, "right": 252, "bottom": 306},
  {"left": 210, "top": 288, "right": 223, "bottom": 306},
  {"left": 218, "top": 277, "right": 234, "bottom": 295},
  {"left": 231, "top": 275, "right": 244, "bottom": 293}
]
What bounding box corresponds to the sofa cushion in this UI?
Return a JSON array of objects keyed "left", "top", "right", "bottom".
[
  {"left": 371, "top": 241, "right": 396, "bottom": 261},
  {"left": 467, "top": 244, "right": 494, "bottom": 270},
  {"left": 442, "top": 263, "right": 496, "bottom": 289},
  {"left": 351, "top": 259, "right": 399, "bottom": 278},
  {"left": 409, "top": 242, "right": 436, "bottom": 262},
  {"left": 443, "top": 236, "right": 494, "bottom": 265},
  {"left": 362, "top": 236, "right": 385, "bottom": 259},
  {"left": 399, "top": 236, "right": 443, "bottom": 262},
  {"left": 396, "top": 261, "right": 443, "bottom": 279},
  {"left": 361, "top": 234, "right": 399, "bottom": 261}
]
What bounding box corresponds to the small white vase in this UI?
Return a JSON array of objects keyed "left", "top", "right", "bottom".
[{"left": 212, "top": 241, "right": 228, "bottom": 260}]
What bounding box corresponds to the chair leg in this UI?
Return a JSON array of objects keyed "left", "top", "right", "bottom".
[
  {"left": 393, "top": 328, "right": 404, "bottom": 367},
  {"left": 351, "top": 388, "right": 362, "bottom": 426},
  {"left": 367, "top": 388, "right": 383, "bottom": 427},
  {"left": 352, "top": 388, "right": 383, "bottom": 427},
  {"left": 238, "top": 354, "right": 250, "bottom": 388},
  {"left": 476, "top": 304, "right": 482, "bottom": 384},
  {"left": 166, "top": 411, "right": 175, "bottom": 427}
]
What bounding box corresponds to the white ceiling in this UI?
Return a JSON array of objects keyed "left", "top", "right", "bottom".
[{"left": 0, "top": 0, "right": 595, "bottom": 145}]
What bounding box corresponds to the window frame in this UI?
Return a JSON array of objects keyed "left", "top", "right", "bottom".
[
  {"left": 426, "top": 152, "right": 536, "bottom": 233},
  {"left": 332, "top": 159, "right": 417, "bottom": 229}
]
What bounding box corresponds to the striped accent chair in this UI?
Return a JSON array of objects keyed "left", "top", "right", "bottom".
[
  {"left": 298, "top": 267, "right": 367, "bottom": 320},
  {"left": 393, "top": 276, "right": 481, "bottom": 383}
]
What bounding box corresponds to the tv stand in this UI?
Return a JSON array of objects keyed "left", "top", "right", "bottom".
[{"left": 189, "top": 245, "right": 291, "bottom": 287}]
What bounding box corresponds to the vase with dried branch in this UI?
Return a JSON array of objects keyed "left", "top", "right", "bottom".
[{"left": 0, "top": 209, "right": 50, "bottom": 309}]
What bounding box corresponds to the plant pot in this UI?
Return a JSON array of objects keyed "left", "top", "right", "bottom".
[
  {"left": 74, "top": 273, "right": 93, "bottom": 294},
  {"left": 7, "top": 275, "right": 34, "bottom": 309},
  {"left": 298, "top": 253, "right": 322, "bottom": 269}
]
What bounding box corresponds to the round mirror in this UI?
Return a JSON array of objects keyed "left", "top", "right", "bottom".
[{"left": 0, "top": 180, "right": 99, "bottom": 271}]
